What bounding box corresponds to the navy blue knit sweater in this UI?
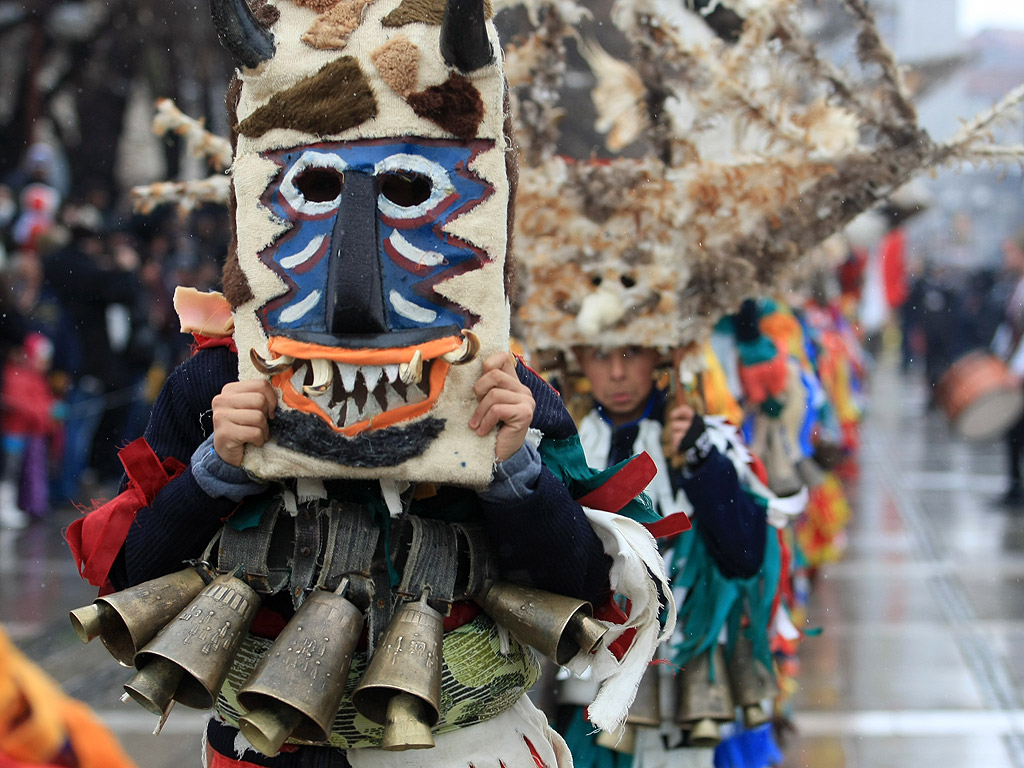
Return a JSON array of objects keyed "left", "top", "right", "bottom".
[
  {"left": 110, "top": 347, "right": 611, "bottom": 604},
  {"left": 603, "top": 389, "right": 767, "bottom": 579}
]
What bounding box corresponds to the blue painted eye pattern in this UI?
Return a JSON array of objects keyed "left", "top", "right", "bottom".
[{"left": 260, "top": 140, "right": 492, "bottom": 337}]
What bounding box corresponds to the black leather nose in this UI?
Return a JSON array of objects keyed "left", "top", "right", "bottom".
[{"left": 325, "top": 171, "right": 387, "bottom": 335}]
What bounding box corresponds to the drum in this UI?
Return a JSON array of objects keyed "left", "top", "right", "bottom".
[{"left": 936, "top": 352, "right": 1024, "bottom": 441}]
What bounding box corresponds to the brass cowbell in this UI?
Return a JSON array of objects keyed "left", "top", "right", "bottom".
[
  {"left": 124, "top": 573, "right": 260, "bottom": 716},
  {"left": 69, "top": 567, "right": 207, "bottom": 666},
  {"left": 676, "top": 646, "right": 735, "bottom": 747},
  {"left": 352, "top": 593, "right": 443, "bottom": 751},
  {"left": 237, "top": 583, "right": 364, "bottom": 756},
  {"left": 726, "top": 634, "right": 774, "bottom": 728},
  {"left": 478, "top": 581, "right": 607, "bottom": 665}
]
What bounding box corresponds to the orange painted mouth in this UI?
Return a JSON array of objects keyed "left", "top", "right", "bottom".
[{"left": 265, "top": 336, "right": 462, "bottom": 436}]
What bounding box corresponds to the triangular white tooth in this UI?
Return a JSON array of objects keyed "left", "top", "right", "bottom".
[
  {"left": 361, "top": 365, "right": 384, "bottom": 390},
  {"left": 337, "top": 362, "right": 358, "bottom": 392},
  {"left": 384, "top": 364, "right": 399, "bottom": 383},
  {"left": 361, "top": 391, "right": 383, "bottom": 421},
  {"left": 343, "top": 401, "right": 360, "bottom": 427},
  {"left": 327, "top": 399, "right": 344, "bottom": 423},
  {"left": 384, "top": 383, "right": 404, "bottom": 411}
]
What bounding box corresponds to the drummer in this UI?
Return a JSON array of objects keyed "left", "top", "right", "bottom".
[{"left": 991, "top": 232, "right": 1024, "bottom": 507}]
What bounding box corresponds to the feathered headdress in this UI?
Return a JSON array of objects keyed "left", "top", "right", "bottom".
[{"left": 506, "top": 0, "right": 1024, "bottom": 366}]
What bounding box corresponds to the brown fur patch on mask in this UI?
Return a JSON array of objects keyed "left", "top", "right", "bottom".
[
  {"left": 222, "top": 191, "right": 254, "bottom": 308},
  {"left": 371, "top": 35, "right": 420, "bottom": 97},
  {"left": 223, "top": 74, "right": 251, "bottom": 309},
  {"left": 303, "top": 0, "right": 372, "bottom": 50},
  {"left": 250, "top": 0, "right": 281, "bottom": 27},
  {"left": 226, "top": 75, "right": 243, "bottom": 154},
  {"left": 407, "top": 73, "right": 483, "bottom": 140},
  {"left": 237, "top": 57, "right": 378, "bottom": 138},
  {"left": 503, "top": 85, "right": 518, "bottom": 300},
  {"left": 382, "top": 0, "right": 492, "bottom": 26},
  {"left": 294, "top": 0, "right": 338, "bottom": 12}
]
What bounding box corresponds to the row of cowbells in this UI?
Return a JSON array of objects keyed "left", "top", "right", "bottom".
[
  {"left": 594, "top": 639, "right": 775, "bottom": 753},
  {"left": 70, "top": 569, "right": 607, "bottom": 756}
]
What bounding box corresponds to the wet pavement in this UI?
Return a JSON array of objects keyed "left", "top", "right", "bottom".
[{"left": 2, "top": 362, "right": 1024, "bottom": 767}]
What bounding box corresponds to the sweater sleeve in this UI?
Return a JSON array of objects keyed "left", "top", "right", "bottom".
[
  {"left": 108, "top": 347, "right": 242, "bottom": 590},
  {"left": 677, "top": 447, "right": 767, "bottom": 579},
  {"left": 474, "top": 363, "right": 611, "bottom": 605}
]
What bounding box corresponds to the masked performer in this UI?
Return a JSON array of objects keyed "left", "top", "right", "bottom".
[{"left": 67, "top": 1, "right": 672, "bottom": 767}]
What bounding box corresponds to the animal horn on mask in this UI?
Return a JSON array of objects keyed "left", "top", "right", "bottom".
[
  {"left": 441, "top": 0, "right": 493, "bottom": 72},
  {"left": 208, "top": 0, "right": 275, "bottom": 69}
]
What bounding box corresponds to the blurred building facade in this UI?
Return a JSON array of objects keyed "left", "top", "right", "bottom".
[{"left": 892, "top": 0, "right": 1024, "bottom": 270}]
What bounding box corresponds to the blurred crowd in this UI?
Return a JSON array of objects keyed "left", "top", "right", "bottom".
[
  {"left": 0, "top": 143, "right": 231, "bottom": 528},
  {"left": 837, "top": 212, "right": 1023, "bottom": 403}
]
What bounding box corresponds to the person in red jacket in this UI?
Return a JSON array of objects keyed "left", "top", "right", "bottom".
[{"left": 1, "top": 332, "right": 59, "bottom": 528}]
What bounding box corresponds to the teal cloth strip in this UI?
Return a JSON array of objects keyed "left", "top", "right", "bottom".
[
  {"left": 562, "top": 706, "right": 633, "bottom": 768},
  {"left": 670, "top": 526, "right": 780, "bottom": 674},
  {"left": 538, "top": 434, "right": 658, "bottom": 523}
]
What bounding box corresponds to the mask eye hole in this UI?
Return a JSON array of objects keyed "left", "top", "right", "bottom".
[
  {"left": 379, "top": 172, "right": 432, "bottom": 208},
  {"left": 280, "top": 151, "right": 348, "bottom": 216},
  {"left": 294, "top": 168, "right": 343, "bottom": 203},
  {"left": 374, "top": 153, "right": 453, "bottom": 223}
]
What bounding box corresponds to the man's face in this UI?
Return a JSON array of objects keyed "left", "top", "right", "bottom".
[{"left": 576, "top": 346, "right": 660, "bottom": 425}]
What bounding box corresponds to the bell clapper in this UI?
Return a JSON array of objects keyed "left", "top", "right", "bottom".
[
  {"left": 333, "top": 576, "right": 350, "bottom": 597},
  {"left": 382, "top": 693, "right": 435, "bottom": 751},
  {"left": 120, "top": 692, "right": 132, "bottom": 704},
  {"left": 153, "top": 700, "right": 176, "bottom": 735}
]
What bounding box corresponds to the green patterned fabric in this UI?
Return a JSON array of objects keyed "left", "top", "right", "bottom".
[{"left": 215, "top": 613, "right": 541, "bottom": 749}]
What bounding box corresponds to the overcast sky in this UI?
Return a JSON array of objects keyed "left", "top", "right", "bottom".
[{"left": 958, "top": 0, "right": 1024, "bottom": 33}]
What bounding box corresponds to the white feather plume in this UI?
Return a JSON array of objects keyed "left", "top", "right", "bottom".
[{"left": 576, "top": 37, "right": 647, "bottom": 151}]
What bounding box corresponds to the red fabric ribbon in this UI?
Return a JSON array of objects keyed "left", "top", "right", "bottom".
[
  {"left": 65, "top": 438, "right": 186, "bottom": 591},
  {"left": 643, "top": 510, "right": 692, "bottom": 538},
  {"left": 577, "top": 453, "right": 657, "bottom": 513},
  {"left": 191, "top": 333, "right": 237, "bottom": 354},
  {"left": 576, "top": 452, "right": 692, "bottom": 537},
  {"left": 593, "top": 598, "right": 635, "bottom": 661}
]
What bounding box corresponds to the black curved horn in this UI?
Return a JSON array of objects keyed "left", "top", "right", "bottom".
[
  {"left": 440, "top": 0, "right": 493, "bottom": 72},
  {"left": 210, "top": 0, "right": 275, "bottom": 70}
]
